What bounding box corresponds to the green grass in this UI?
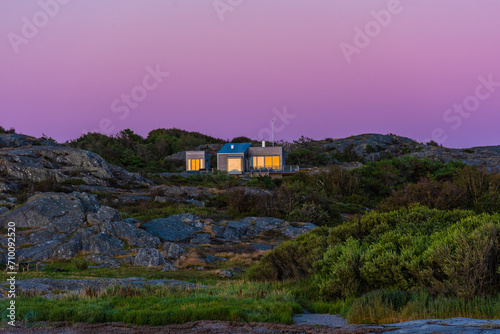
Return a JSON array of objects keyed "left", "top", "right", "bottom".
[
  {"left": 0, "top": 281, "right": 301, "bottom": 325},
  {"left": 345, "top": 289, "right": 500, "bottom": 324},
  {"left": 0, "top": 265, "right": 217, "bottom": 284}
]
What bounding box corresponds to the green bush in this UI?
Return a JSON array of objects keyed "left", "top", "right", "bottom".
[
  {"left": 252, "top": 206, "right": 500, "bottom": 302},
  {"left": 74, "top": 258, "right": 89, "bottom": 270}
]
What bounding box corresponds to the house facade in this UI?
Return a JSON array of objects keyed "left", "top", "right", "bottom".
[
  {"left": 185, "top": 151, "right": 210, "bottom": 172},
  {"left": 217, "top": 142, "right": 286, "bottom": 175}
]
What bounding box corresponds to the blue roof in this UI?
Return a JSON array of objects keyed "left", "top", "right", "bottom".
[{"left": 217, "top": 143, "right": 252, "bottom": 154}]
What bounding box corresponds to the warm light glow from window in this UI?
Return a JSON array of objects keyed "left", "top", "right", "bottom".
[
  {"left": 252, "top": 156, "right": 280, "bottom": 169},
  {"left": 188, "top": 159, "right": 204, "bottom": 171},
  {"left": 228, "top": 158, "right": 242, "bottom": 172}
]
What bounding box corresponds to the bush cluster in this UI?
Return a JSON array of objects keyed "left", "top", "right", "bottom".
[{"left": 250, "top": 206, "right": 500, "bottom": 301}]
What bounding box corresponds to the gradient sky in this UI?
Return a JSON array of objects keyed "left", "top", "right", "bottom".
[{"left": 1, "top": 0, "right": 499, "bottom": 148}]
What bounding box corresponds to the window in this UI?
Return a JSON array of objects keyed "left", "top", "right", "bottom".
[
  {"left": 272, "top": 156, "right": 280, "bottom": 169},
  {"left": 188, "top": 159, "right": 204, "bottom": 171},
  {"left": 252, "top": 156, "right": 280, "bottom": 169},
  {"left": 228, "top": 158, "right": 242, "bottom": 172}
]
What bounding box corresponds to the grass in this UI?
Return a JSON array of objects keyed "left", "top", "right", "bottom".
[
  {"left": 345, "top": 289, "right": 500, "bottom": 324},
  {"left": 1, "top": 265, "right": 499, "bottom": 326},
  {"left": 0, "top": 264, "right": 217, "bottom": 284},
  {"left": 0, "top": 281, "right": 301, "bottom": 325}
]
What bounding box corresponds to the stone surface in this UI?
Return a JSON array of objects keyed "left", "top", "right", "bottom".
[
  {"left": 162, "top": 242, "right": 186, "bottom": 260},
  {"left": 0, "top": 144, "right": 153, "bottom": 190},
  {"left": 143, "top": 213, "right": 204, "bottom": 242},
  {"left": 133, "top": 248, "right": 165, "bottom": 267},
  {"left": 0, "top": 192, "right": 98, "bottom": 233},
  {"left": 162, "top": 262, "right": 178, "bottom": 271}
]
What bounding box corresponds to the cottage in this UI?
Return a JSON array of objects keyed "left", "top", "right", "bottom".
[
  {"left": 217, "top": 141, "right": 286, "bottom": 175},
  {"left": 185, "top": 151, "right": 210, "bottom": 172}
]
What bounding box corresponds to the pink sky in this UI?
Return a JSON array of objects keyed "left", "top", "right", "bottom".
[{"left": 1, "top": 0, "right": 499, "bottom": 148}]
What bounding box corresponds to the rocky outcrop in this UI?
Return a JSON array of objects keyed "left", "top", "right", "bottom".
[
  {"left": 133, "top": 248, "right": 165, "bottom": 267},
  {"left": 322, "top": 133, "right": 500, "bottom": 173},
  {"left": 144, "top": 214, "right": 316, "bottom": 244},
  {"left": 0, "top": 134, "right": 58, "bottom": 149},
  {"left": 0, "top": 192, "right": 160, "bottom": 263},
  {"left": 143, "top": 213, "right": 204, "bottom": 242},
  {"left": 0, "top": 192, "right": 315, "bottom": 269},
  {"left": 0, "top": 145, "right": 153, "bottom": 192}
]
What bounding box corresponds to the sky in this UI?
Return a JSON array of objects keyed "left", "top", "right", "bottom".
[{"left": 1, "top": 0, "right": 499, "bottom": 148}]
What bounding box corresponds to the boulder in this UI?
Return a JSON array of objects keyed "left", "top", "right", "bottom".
[
  {"left": 143, "top": 213, "right": 204, "bottom": 242},
  {"left": 190, "top": 233, "right": 212, "bottom": 244},
  {"left": 87, "top": 206, "right": 122, "bottom": 225},
  {"left": 86, "top": 254, "right": 121, "bottom": 268},
  {"left": 282, "top": 223, "right": 316, "bottom": 238},
  {"left": 162, "top": 242, "right": 186, "bottom": 260},
  {"left": 0, "top": 145, "right": 153, "bottom": 188},
  {"left": 133, "top": 248, "right": 165, "bottom": 267},
  {"left": 0, "top": 192, "right": 99, "bottom": 233},
  {"left": 186, "top": 199, "right": 205, "bottom": 207},
  {"left": 95, "top": 221, "right": 161, "bottom": 248},
  {"left": 162, "top": 262, "right": 178, "bottom": 272}
]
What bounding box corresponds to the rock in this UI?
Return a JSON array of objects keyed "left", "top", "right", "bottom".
[
  {"left": 143, "top": 213, "right": 204, "bottom": 242},
  {"left": 0, "top": 207, "right": 8, "bottom": 215},
  {"left": 251, "top": 243, "right": 273, "bottom": 251},
  {"left": 162, "top": 242, "right": 186, "bottom": 260},
  {"left": 96, "top": 221, "right": 161, "bottom": 248},
  {"left": 162, "top": 262, "right": 178, "bottom": 271},
  {"left": 186, "top": 199, "right": 205, "bottom": 207},
  {"left": 86, "top": 254, "right": 121, "bottom": 268},
  {"left": 151, "top": 186, "right": 216, "bottom": 200},
  {"left": 0, "top": 192, "right": 98, "bottom": 233},
  {"left": 0, "top": 182, "right": 18, "bottom": 193},
  {"left": 89, "top": 232, "right": 124, "bottom": 255},
  {"left": 154, "top": 196, "right": 170, "bottom": 203},
  {"left": 124, "top": 218, "right": 141, "bottom": 225},
  {"left": 282, "top": 223, "right": 316, "bottom": 238},
  {"left": 0, "top": 133, "right": 58, "bottom": 149},
  {"left": 87, "top": 206, "right": 122, "bottom": 225},
  {"left": 190, "top": 233, "right": 212, "bottom": 244},
  {"left": 53, "top": 228, "right": 93, "bottom": 259},
  {"left": 165, "top": 151, "right": 186, "bottom": 161},
  {"left": 218, "top": 269, "right": 233, "bottom": 278},
  {"left": 133, "top": 248, "right": 165, "bottom": 267},
  {"left": 0, "top": 145, "right": 153, "bottom": 188}
]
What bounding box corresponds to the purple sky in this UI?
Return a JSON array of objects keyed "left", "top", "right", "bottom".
[{"left": 1, "top": 0, "right": 499, "bottom": 148}]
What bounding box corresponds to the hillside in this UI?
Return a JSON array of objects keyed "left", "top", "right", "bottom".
[
  {"left": 68, "top": 130, "right": 500, "bottom": 174},
  {"left": 1, "top": 128, "right": 500, "bottom": 327}
]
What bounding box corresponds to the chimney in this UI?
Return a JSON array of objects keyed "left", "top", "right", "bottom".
[{"left": 262, "top": 140, "right": 266, "bottom": 147}]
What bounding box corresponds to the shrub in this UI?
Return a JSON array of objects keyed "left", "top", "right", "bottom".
[
  {"left": 248, "top": 227, "right": 329, "bottom": 281},
  {"left": 380, "top": 178, "right": 466, "bottom": 211},
  {"left": 74, "top": 259, "right": 89, "bottom": 270},
  {"left": 288, "top": 203, "right": 332, "bottom": 226}
]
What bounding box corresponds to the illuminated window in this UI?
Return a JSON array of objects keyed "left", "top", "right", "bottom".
[
  {"left": 228, "top": 158, "right": 242, "bottom": 172},
  {"left": 272, "top": 156, "right": 280, "bottom": 169},
  {"left": 188, "top": 159, "right": 204, "bottom": 171},
  {"left": 265, "top": 156, "right": 272, "bottom": 168},
  {"left": 252, "top": 156, "right": 280, "bottom": 169}
]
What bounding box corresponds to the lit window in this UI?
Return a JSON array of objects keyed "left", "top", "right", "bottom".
[{"left": 228, "top": 158, "right": 242, "bottom": 172}]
